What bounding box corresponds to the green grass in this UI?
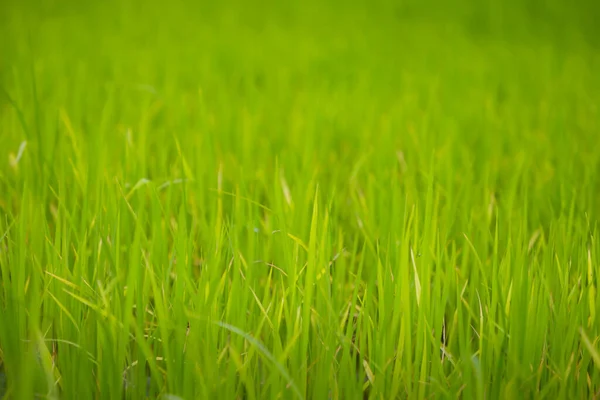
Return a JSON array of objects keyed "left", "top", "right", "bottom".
[{"left": 1, "top": 0, "right": 600, "bottom": 398}]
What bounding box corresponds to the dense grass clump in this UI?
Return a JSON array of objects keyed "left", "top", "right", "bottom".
[{"left": 1, "top": 0, "right": 599, "bottom": 398}]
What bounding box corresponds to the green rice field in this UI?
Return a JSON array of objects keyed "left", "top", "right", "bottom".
[{"left": 1, "top": 0, "right": 599, "bottom": 398}]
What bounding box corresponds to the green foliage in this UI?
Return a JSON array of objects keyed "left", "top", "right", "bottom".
[{"left": 1, "top": 0, "right": 599, "bottom": 398}]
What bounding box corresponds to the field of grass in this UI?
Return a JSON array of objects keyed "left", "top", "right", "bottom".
[{"left": 1, "top": 0, "right": 600, "bottom": 398}]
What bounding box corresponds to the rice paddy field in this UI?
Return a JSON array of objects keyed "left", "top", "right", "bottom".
[{"left": 1, "top": 0, "right": 600, "bottom": 398}]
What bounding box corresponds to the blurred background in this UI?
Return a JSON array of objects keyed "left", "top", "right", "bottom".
[{"left": 1, "top": 0, "right": 600, "bottom": 228}]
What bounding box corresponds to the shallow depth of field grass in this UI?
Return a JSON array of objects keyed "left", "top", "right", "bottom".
[{"left": 1, "top": 0, "right": 600, "bottom": 398}]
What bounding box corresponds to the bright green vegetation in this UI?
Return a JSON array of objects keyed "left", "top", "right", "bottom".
[{"left": 1, "top": 0, "right": 599, "bottom": 399}]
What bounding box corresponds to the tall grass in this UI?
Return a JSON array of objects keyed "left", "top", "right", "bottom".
[{"left": 1, "top": 0, "right": 599, "bottom": 398}]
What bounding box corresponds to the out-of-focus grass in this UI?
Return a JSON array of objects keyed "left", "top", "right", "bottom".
[{"left": 1, "top": 0, "right": 599, "bottom": 399}]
